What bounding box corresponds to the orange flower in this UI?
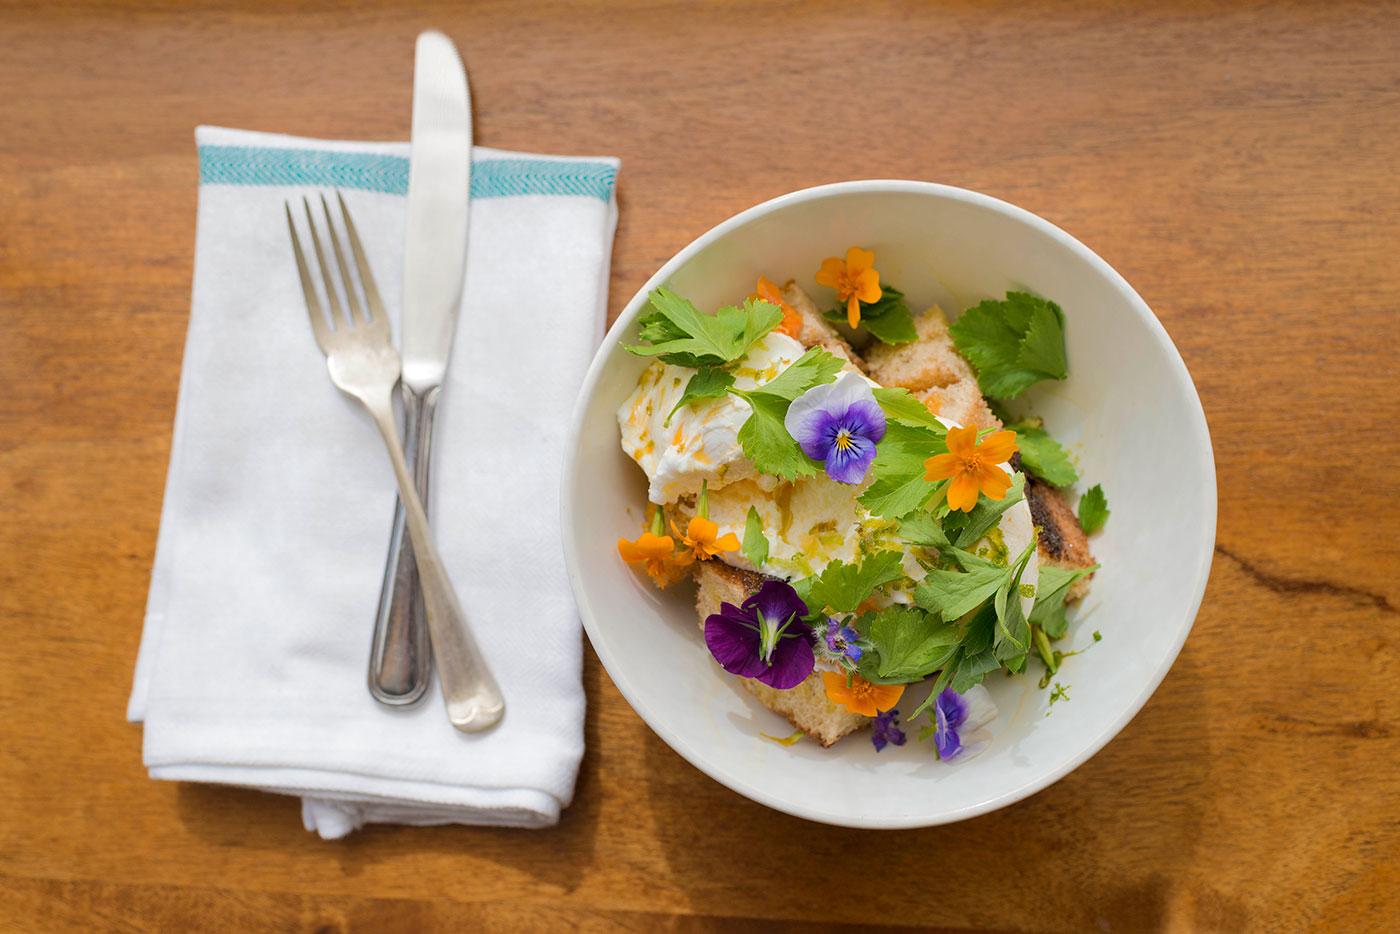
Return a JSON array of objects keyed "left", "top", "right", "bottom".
[
  {"left": 923, "top": 426, "right": 1019, "bottom": 512},
  {"left": 821, "top": 671, "right": 905, "bottom": 717},
  {"left": 671, "top": 516, "right": 740, "bottom": 561},
  {"left": 751, "top": 276, "right": 804, "bottom": 339},
  {"left": 815, "top": 246, "right": 882, "bottom": 329},
  {"left": 618, "top": 508, "right": 693, "bottom": 588}
]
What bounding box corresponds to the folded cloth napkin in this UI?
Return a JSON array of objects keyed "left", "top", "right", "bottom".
[{"left": 127, "top": 126, "right": 618, "bottom": 838}]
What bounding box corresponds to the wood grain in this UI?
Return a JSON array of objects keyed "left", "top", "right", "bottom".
[{"left": 2, "top": 1, "right": 1398, "bottom": 930}]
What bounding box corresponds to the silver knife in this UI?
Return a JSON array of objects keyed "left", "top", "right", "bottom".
[{"left": 368, "top": 30, "right": 474, "bottom": 707}]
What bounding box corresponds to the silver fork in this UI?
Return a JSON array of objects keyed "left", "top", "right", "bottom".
[{"left": 285, "top": 192, "right": 504, "bottom": 732}]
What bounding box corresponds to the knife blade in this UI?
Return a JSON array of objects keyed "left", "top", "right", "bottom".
[
  {"left": 368, "top": 30, "right": 473, "bottom": 708},
  {"left": 401, "top": 29, "right": 472, "bottom": 391}
]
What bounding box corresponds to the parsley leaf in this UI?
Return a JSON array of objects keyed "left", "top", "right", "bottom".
[
  {"left": 733, "top": 392, "right": 820, "bottom": 481},
  {"left": 728, "top": 348, "right": 842, "bottom": 479},
  {"left": 861, "top": 305, "right": 918, "bottom": 344},
  {"left": 749, "top": 347, "right": 843, "bottom": 401},
  {"left": 741, "top": 506, "right": 769, "bottom": 569},
  {"left": 857, "top": 422, "right": 947, "bottom": 519},
  {"left": 665, "top": 367, "right": 736, "bottom": 425},
  {"left": 627, "top": 290, "right": 782, "bottom": 368},
  {"left": 897, "top": 510, "right": 950, "bottom": 549},
  {"left": 1006, "top": 419, "right": 1077, "bottom": 487},
  {"left": 992, "top": 540, "right": 1037, "bottom": 673},
  {"left": 803, "top": 550, "right": 906, "bottom": 614},
  {"left": 872, "top": 387, "right": 942, "bottom": 428},
  {"left": 1078, "top": 484, "right": 1110, "bottom": 534},
  {"left": 823, "top": 285, "right": 917, "bottom": 345},
  {"left": 859, "top": 473, "right": 943, "bottom": 521},
  {"left": 856, "top": 606, "right": 961, "bottom": 684},
  {"left": 913, "top": 548, "right": 1011, "bottom": 621},
  {"left": 1029, "top": 564, "right": 1098, "bottom": 639},
  {"left": 948, "top": 292, "right": 1068, "bottom": 399}
]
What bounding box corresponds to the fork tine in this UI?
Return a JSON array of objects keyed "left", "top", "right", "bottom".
[
  {"left": 321, "top": 194, "right": 367, "bottom": 324},
  {"left": 303, "top": 197, "right": 347, "bottom": 327},
  {"left": 336, "top": 191, "right": 387, "bottom": 323},
  {"left": 285, "top": 202, "right": 334, "bottom": 350}
]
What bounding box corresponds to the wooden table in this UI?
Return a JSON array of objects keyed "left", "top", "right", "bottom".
[{"left": 3, "top": 1, "right": 1397, "bottom": 929}]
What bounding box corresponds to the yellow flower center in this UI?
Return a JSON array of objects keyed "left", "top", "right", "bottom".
[{"left": 834, "top": 429, "right": 854, "bottom": 451}]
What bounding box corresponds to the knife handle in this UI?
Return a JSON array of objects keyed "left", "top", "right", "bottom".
[{"left": 367, "top": 384, "right": 435, "bottom": 705}]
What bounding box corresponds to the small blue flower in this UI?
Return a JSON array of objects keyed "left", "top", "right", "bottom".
[
  {"left": 814, "top": 616, "right": 866, "bottom": 671},
  {"left": 871, "top": 708, "right": 906, "bottom": 753},
  {"left": 784, "top": 372, "right": 886, "bottom": 485}
]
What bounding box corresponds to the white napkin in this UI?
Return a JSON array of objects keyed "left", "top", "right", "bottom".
[{"left": 128, "top": 126, "right": 618, "bottom": 838}]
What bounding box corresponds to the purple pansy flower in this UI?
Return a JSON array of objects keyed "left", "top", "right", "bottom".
[
  {"left": 932, "top": 684, "right": 998, "bottom": 762},
  {"left": 784, "top": 372, "right": 887, "bottom": 484},
  {"left": 871, "top": 708, "right": 906, "bottom": 753},
  {"left": 814, "top": 617, "right": 865, "bottom": 670},
  {"left": 703, "top": 580, "right": 815, "bottom": 690}
]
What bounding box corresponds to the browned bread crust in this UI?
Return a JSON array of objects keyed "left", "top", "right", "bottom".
[{"left": 1024, "top": 476, "right": 1096, "bottom": 601}]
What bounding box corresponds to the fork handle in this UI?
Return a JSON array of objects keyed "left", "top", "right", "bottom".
[
  {"left": 367, "top": 385, "right": 435, "bottom": 706},
  {"left": 364, "top": 391, "right": 505, "bottom": 732}
]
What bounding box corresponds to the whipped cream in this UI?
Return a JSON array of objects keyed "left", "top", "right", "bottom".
[{"left": 617, "top": 332, "right": 806, "bottom": 505}]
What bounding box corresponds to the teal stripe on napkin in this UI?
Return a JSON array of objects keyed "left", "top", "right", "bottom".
[{"left": 197, "top": 145, "right": 617, "bottom": 202}]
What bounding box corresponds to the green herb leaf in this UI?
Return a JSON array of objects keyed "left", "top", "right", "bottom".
[
  {"left": 948, "top": 291, "right": 1068, "bottom": 399},
  {"left": 861, "top": 304, "right": 918, "bottom": 344},
  {"left": 856, "top": 606, "right": 961, "bottom": 684},
  {"left": 992, "top": 540, "right": 1037, "bottom": 673},
  {"left": 1029, "top": 564, "right": 1098, "bottom": 639},
  {"left": 822, "top": 285, "right": 916, "bottom": 345},
  {"left": 665, "top": 367, "right": 736, "bottom": 425},
  {"left": 858, "top": 473, "right": 942, "bottom": 521},
  {"left": 742, "top": 506, "right": 769, "bottom": 569},
  {"left": 726, "top": 348, "right": 842, "bottom": 479},
  {"left": 1007, "top": 421, "right": 1077, "bottom": 487},
  {"left": 913, "top": 548, "right": 1010, "bottom": 621},
  {"left": 749, "top": 347, "right": 842, "bottom": 401},
  {"left": 897, "top": 510, "right": 950, "bottom": 549},
  {"left": 803, "top": 550, "right": 906, "bottom": 614},
  {"left": 733, "top": 391, "right": 820, "bottom": 481},
  {"left": 626, "top": 289, "right": 783, "bottom": 368},
  {"left": 1078, "top": 484, "right": 1110, "bottom": 534},
  {"left": 857, "top": 421, "right": 948, "bottom": 519},
  {"left": 872, "top": 387, "right": 942, "bottom": 428}
]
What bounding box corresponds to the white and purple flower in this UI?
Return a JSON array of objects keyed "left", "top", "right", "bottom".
[
  {"left": 703, "top": 580, "right": 815, "bottom": 690},
  {"left": 783, "top": 372, "right": 887, "bottom": 484},
  {"left": 932, "top": 684, "right": 998, "bottom": 761}
]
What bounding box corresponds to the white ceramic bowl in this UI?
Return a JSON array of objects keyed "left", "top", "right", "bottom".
[{"left": 562, "top": 181, "right": 1215, "bottom": 828}]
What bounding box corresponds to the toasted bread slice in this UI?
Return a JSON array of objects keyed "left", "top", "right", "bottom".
[
  {"left": 694, "top": 561, "right": 868, "bottom": 747},
  {"left": 1024, "top": 476, "right": 1096, "bottom": 601}
]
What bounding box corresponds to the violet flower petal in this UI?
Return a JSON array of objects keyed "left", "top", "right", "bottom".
[
  {"left": 784, "top": 372, "right": 885, "bottom": 469},
  {"left": 824, "top": 431, "right": 877, "bottom": 484},
  {"left": 704, "top": 606, "right": 768, "bottom": 679},
  {"left": 743, "top": 579, "right": 809, "bottom": 629},
  {"left": 755, "top": 632, "right": 815, "bottom": 689}
]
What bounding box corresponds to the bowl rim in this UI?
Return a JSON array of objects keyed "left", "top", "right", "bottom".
[{"left": 561, "top": 178, "right": 1217, "bottom": 829}]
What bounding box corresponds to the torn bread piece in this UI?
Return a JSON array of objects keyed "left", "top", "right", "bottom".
[
  {"left": 695, "top": 561, "right": 868, "bottom": 747},
  {"left": 863, "top": 306, "right": 1002, "bottom": 430},
  {"left": 780, "top": 281, "right": 865, "bottom": 374}
]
